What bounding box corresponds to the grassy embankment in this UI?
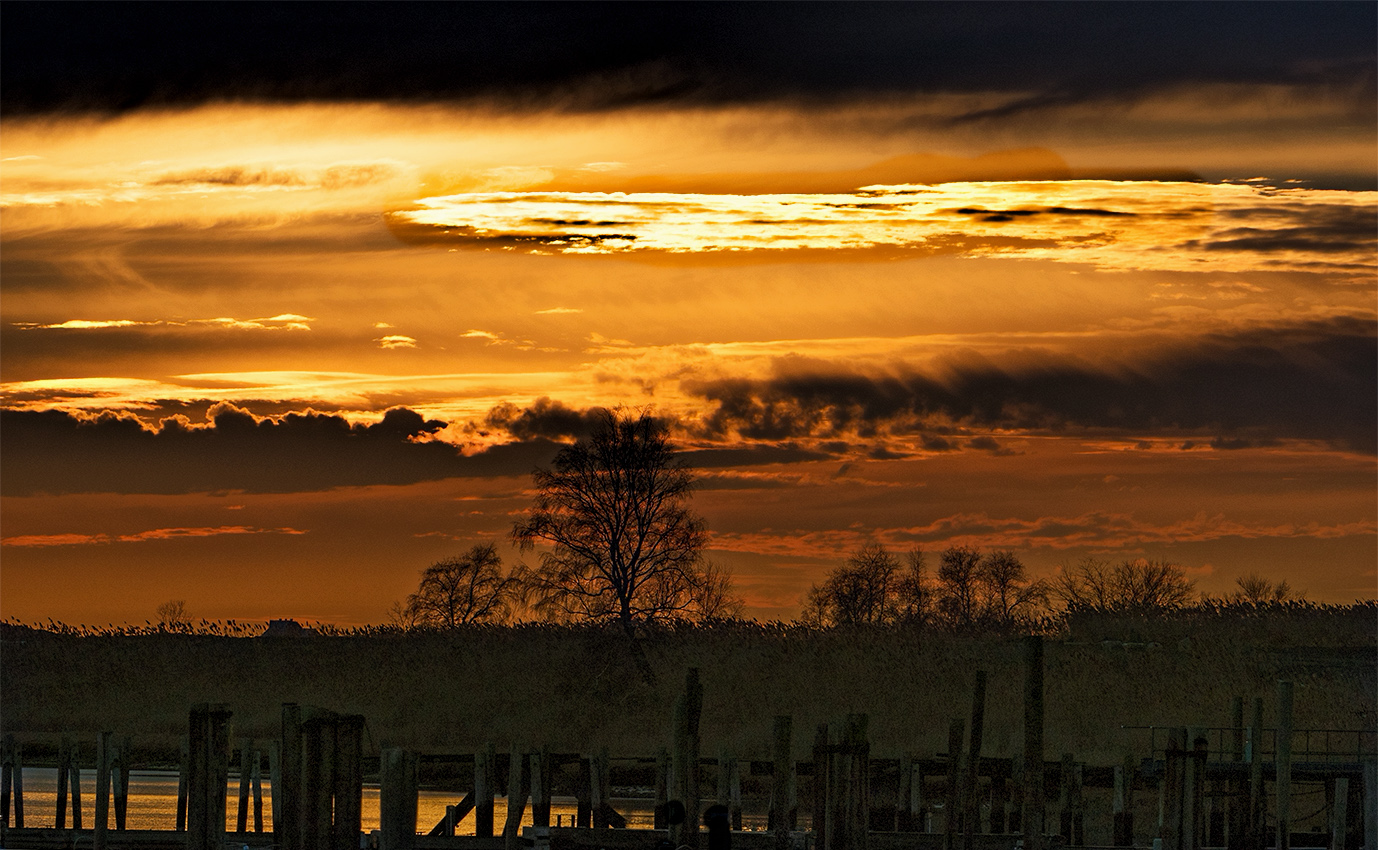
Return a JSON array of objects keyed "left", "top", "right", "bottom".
[{"left": 2, "top": 604, "right": 1373, "bottom": 768}]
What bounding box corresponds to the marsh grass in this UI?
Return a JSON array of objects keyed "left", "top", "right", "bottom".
[{"left": 2, "top": 604, "right": 1373, "bottom": 768}]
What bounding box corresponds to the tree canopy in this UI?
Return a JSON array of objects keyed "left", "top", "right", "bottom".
[
  {"left": 511, "top": 408, "right": 735, "bottom": 631},
  {"left": 403, "top": 543, "right": 520, "bottom": 627}
]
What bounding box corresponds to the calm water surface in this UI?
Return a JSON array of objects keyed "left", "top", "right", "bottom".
[{"left": 16, "top": 768, "right": 768, "bottom": 833}]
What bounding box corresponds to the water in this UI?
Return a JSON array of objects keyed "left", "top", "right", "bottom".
[{"left": 13, "top": 768, "right": 768, "bottom": 833}]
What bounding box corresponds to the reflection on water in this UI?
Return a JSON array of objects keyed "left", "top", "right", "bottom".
[{"left": 16, "top": 768, "right": 768, "bottom": 833}]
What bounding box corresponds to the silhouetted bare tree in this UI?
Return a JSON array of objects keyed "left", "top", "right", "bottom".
[
  {"left": 929, "top": 546, "right": 1046, "bottom": 630},
  {"left": 155, "top": 599, "right": 191, "bottom": 632},
  {"left": 405, "top": 543, "right": 520, "bottom": 627},
  {"left": 803, "top": 542, "right": 902, "bottom": 626},
  {"left": 511, "top": 408, "right": 732, "bottom": 632},
  {"left": 1232, "top": 572, "right": 1301, "bottom": 604},
  {"left": 1052, "top": 557, "right": 1195, "bottom": 614}
]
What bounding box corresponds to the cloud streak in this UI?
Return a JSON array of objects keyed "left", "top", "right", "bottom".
[
  {"left": 1, "top": 525, "right": 308, "bottom": 548},
  {"left": 390, "top": 181, "right": 1377, "bottom": 275},
  {"left": 684, "top": 318, "right": 1377, "bottom": 453}
]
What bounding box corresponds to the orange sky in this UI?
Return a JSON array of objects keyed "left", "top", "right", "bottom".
[{"left": 2, "top": 98, "right": 1374, "bottom": 624}]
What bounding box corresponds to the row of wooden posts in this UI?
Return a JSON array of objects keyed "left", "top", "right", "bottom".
[{"left": 2, "top": 636, "right": 1375, "bottom": 850}]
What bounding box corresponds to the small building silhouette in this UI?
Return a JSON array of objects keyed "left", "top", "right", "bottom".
[{"left": 263, "top": 618, "right": 314, "bottom": 637}]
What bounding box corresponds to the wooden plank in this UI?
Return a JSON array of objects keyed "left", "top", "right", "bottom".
[
  {"left": 1363, "top": 761, "right": 1377, "bottom": 850},
  {"left": 380, "top": 748, "right": 415, "bottom": 850},
  {"left": 1228, "top": 696, "right": 1246, "bottom": 850},
  {"left": 812, "top": 724, "right": 830, "bottom": 850},
  {"left": 56, "top": 737, "right": 70, "bottom": 831}
]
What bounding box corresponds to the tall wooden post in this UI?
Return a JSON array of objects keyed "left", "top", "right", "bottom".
[
  {"left": 56, "top": 737, "right": 71, "bottom": 830},
  {"left": 945, "top": 718, "right": 966, "bottom": 850},
  {"left": 0, "top": 733, "right": 11, "bottom": 840},
  {"left": 476, "top": 743, "right": 496, "bottom": 838},
  {"left": 238, "top": 739, "right": 253, "bottom": 833},
  {"left": 1362, "top": 761, "right": 1377, "bottom": 850},
  {"left": 575, "top": 756, "right": 592, "bottom": 829},
  {"left": 591, "top": 749, "right": 608, "bottom": 828},
  {"left": 1228, "top": 697, "right": 1246, "bottom": 850},
  {"left": 1023, "top": 636, "right": 1045, "bottom": 850},
  {"left": 187, "top": 704, "right": 231, "bottom": 850},
  {"left": 655, "top": 748, "right": 669, "bottom": 829},
  {"left": 252, "top": 743, "right": 265, "bottom": 833},
  {"left": 671, "top": 668, "right": 703, "bottom": 849},
  {"left": 380, "top": 748, "right": 416, "bottom": 850},
  {"left": 176, "top": 736, "right": 190, "bottom": 832},
  {"left": 280, "top": 704, "right": 303, "bottom": 850},
  {"left": 1276, "top": 681, "right": 1294, "bottom": 850},
  {"left": 503, "top": 745, "right": 528, "bottom": 850},
  {"left": 1247, "top": 698, "right": 1265, "bottom": 850},
  {"left": 964, "top": 672, "right": 988, "bottom": 850},
  {"left": 771, "top": 715, "right": 794, "bottom": 835},
  {"left": 335, "top": 716, "right": 364, "bottom": 850},
  {"left": 1330, "top": 777, "right": 1348, "bottom": 850},
  {"left": 1161, "top": 727, "right": 1187, "bottom": 850},
  {"left": 1113, "top": 755, "right": 1135, "bottom": 847},
  {"left": 812, "top": 724, "right": 830, "bottom": 849},
  {"left": 95, "top": 731, "right": 112, "bottom": 850},
  {"left": 899, "top": 754, "right": 915, "bottom": 833},
  {"left": 532, "top": 748, "right": 550, "bottom": 829}
]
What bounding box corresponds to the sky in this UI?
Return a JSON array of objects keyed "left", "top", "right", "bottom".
[{"left": 2, "top": 2, "right": 1375, "bottom": 624}]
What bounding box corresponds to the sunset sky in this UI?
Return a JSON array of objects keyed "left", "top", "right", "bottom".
[{"left": 2, "top": 3, "right": 1374, "bottom": 624}]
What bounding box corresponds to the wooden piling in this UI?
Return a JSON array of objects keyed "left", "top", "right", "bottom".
[
  {"left": 476, "top": 742, "right": 496, "bottom": 838},
  {"left": 301, "top": 714, "right": 328, "bottom": 850},
  {"left": 176, "top": 736, "right": 189, "bottom": 832},
  {"left": 1363, "top": 761, "right": 1377, "bottom": 850},
  {"left": 114, "top": 736, "right": 130, "bottom": 831},
  {"left": 670, "top": 668, "right": 703, "bottom": 849},
  {"left": 532, "top": 747, "right": 551, "bottom": 829},
  {"left": 575, "top": 756, "right": 591, "bottom": 830},
  {"left": 771, "top": 715, "right": 793, "bottom": 834},
  {"left": 990, "top": 768, "right": 1010, "bottom": 835},
  {"left": 898, "top": 754, "right": 915, "bottom": 833},
  {"left": 0, "top": 734, "right": 11, "bottom": 838},
  {"left": 1161, "top": 727, "right": 1187, "bottom": 850},
  {"left": 95, "top": 731, "right": 112, "bottom": 850},
  {"left": 380, "top": 748, "right": 416, "bottom": 850},
  {"left": 335, "top": 715, "right": 364, "bottom": 850},
  {"left": 1227, "top": 697, "right": 1246, "bottom": 850},
  {"left": 238, "top": 738, "right": 253, "bottom": 833},
  {"left": 963, "top": 672, "right": 987, "bottom": 850},
  {"left": 730, "top": 754, "right": 743, "bottom": 831},
  {"left": 944, "top": 718, "right": 965, "bottom": 850},
  {"left": 1187, "top": 732, "right": 1208, "bottom": 850},
  {"left": 186, "top": 706, "right": 231, "bottom": 850},
  {"left": 1023, "top": 635, "right": 1045, "bottom": 850},
  {"left": 1330, "top": 777, "right": 1348, "bottom": 850},
  {"left": 812, "top": 724, "right": 830, "bottom": 849},
  {"left": 280, "top": 704, "right": 303, "bottom": 850},
  {"left": 1113, "top": 755, "right": 1135, "bottom": 847},
  {"left": 591, "top": 749, "right": 608, "bottom": 829},
  {"left": 56, "top": 737, "right": 71, "bottom": 830},
  {"left": 655, "top": 748, "right": 669, "bottom": 830},
  {"left": 846, "top": 714, "right": 871, "bottom": 850},
  {"left": 1276, "top": 681, "right": 1293, "bottom": 850},
  {"left": 251, "top": 743, "right": 264, "bottom": 833},
  {"left": 1060, "top": 754, "right": 1085, "bottom": 846},
  {"left": 503, "top": 745, "right": 527, "bottom": 850},
  {"left": 1247, "top": 697, "right": 1264, "bottom": 850}
]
